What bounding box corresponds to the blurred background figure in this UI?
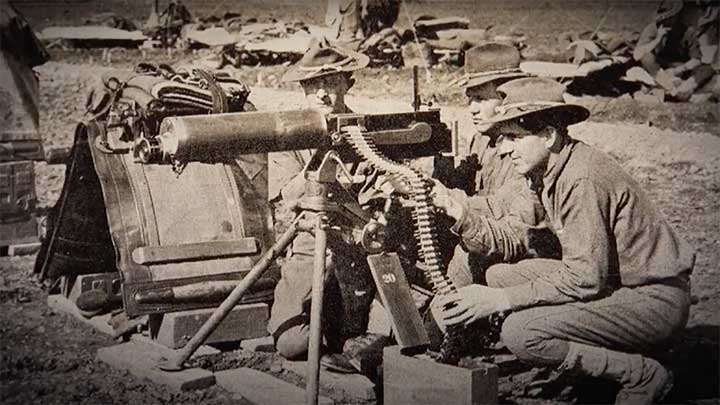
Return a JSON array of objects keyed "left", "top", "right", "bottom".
[
  {"left": 325, "top": 0, "right": 400, "bottom": 44},
  {"left": 634, "top": 0, "right": 719, "bottom": 100}
]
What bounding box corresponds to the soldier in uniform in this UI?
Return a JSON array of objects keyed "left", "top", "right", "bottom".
[
  {"left": 268, "top": 40, "right": 380, "bottom": 372},
  {"left": 434, "top": 44, "right": 545, "bottom": 291},
  {"left": 426, "top": 46, "right": 563, "bottom": 351},
  {"left": 325, "top": 0, "right": 400, "bottom": 43},
  {"left": 431, "top": 78, "right": 694, "bottom": 405},
  {"left": 634, "top": 0, "right": 719, "bottom": 100}
]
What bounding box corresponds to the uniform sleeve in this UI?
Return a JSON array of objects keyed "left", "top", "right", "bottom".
[
  {"left": 503, "top": 179, "right": 612, "bottom": 309},
  {"left": 450, "top": 206, "right": 528, "bottom": 262},
  {"left": 268, "top": 150, "right": 311, "bottom": 202},
  {"left": 448, "top": 175, "right": 543, "bottom": 263}
]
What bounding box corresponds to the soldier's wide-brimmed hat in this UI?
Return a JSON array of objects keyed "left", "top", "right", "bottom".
[
  {"left": 655, "top": 0, "right": 684, "bottom": 22},
  {"left": 281, "top": 38, "right": 369, "bottom": 83},
  {"left": 484, "top": 77, "right": 589, "bottom": 134},
  {"left": 454, "top": 42, "right": 529, "bottom": 97}
]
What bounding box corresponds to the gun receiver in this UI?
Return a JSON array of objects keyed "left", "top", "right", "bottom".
[{"left": 134, "top": 108, "right": 450, "bottom": 165}]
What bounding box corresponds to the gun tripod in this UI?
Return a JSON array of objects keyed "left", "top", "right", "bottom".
[{"left": 157, "top": 150, "right": 387, "bottom": 404}]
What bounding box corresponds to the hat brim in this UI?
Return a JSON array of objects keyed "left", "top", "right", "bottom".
[
  {"left": 281, "top": 50, "right": 369, "bottom": 82},
  {"left": 519, "top": 61, "right": 586, "bottom": 78},
  {"left": 655, "top": 1, "right": 683, "bottom": 22},
  {"left": 485, "top": 103, "right": 590, "bottom": 135},
  {"left": 461, "top": 71, "right": 529, "bottom": 90}
]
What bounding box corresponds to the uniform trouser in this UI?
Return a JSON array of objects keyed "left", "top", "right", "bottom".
[
  {"left": 486, "top": 259, "right": 691, "bottom": 366},
  {"left": 446, "top": 244, "right": 500, "bottom": 288},
  {"left": 268, "top": 231, "right": 376, "bottom": 359}
]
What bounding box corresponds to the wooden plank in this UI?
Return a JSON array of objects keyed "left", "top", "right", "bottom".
[
  {"left": 131, "top": 238, "right": 259, "bottom": 265},
  {"left": 215, "top": 367, "right": 334, "bottom": 405},
  {"left": 281, "top": 359, "right": 376, "bottom": 401},
  {"left": 96, "top": 341, "right": 215, "bottom": 392},
  {"left": 7, "top": 242, "right": 41, "bottom": 256},
  {"left": 130, "top": 333, "right": 220, "bottom": 357},
  {"left": 383, "top": 345, "right": 498, "bottom": 405},
  {"left": 132, "top": 237, "right": 259, "bottom": 264},
  {"left": 151, "top": 303, "right": 269, "bottom": 349},
  {"left": 366, "top": 253, "right": 429, "bottom": 351}
]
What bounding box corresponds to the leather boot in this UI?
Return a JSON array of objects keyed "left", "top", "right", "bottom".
[
  {"left": 559, "top": 342, "right": 673, "bottom": 405},
  {"left": 321, "top": 333, "right": 390, "bottom": 375}
]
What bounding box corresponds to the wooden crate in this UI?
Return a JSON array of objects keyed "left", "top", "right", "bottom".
[{"left": 383, "top": 345, "right": 498, "bottom": 405}]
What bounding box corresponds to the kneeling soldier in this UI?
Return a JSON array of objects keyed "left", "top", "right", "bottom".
[
  {"left": 268, "top": 39, "right": 381, "bottom": 373},
  {"left": 431, "top": 77, "right": 694, "bottom": 405}
]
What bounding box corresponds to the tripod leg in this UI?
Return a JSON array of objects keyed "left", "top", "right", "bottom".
[
  {"left": 158, "top": 213, "right": 304, "bottom": 371},
  {"left": 306, "top": 212, "right": 328, "bottom": 405}
]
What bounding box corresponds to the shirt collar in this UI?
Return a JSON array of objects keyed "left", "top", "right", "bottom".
[{"left": 543, "top": 136, "right": 575, "bottom": 191}]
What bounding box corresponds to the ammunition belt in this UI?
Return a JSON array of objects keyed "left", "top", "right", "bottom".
[{"left": 341, "top": 125, "right": 464, "bottom": 364}]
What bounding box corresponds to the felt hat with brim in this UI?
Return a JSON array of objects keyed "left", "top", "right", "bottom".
[
  {"left": 655, "top": 0, "right": 683, "bottom": 22},
  {"left": 281, "top": 39, "right": 369, "bottom": 83},
  {"left": 484, "top": 77, "right": 590, "bottom": 135},
  {"left": 454, "top": 42, "right": 528, "bottom": 95},
  {"left": 459, "top": 70, "right": 530, "bottom": 95}
]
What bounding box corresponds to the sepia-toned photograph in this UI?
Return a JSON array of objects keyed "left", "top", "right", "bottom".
[{"left": 1, "top": 0, "right": 718, "bottom": 403}]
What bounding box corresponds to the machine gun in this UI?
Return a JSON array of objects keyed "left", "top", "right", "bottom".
[
  {"left": 132, "top": 108, "right": 451, "bottom": 168},
  {"left": 143, "top": 93, "right": 472, "bottom": 395}
]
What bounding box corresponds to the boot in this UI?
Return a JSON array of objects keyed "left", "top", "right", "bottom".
[
  {"left": 559, "top": 342, "right": 673, "bottom": 405},
  {"left": 321, "top": 333, "right": 390, "bottom": 375}
]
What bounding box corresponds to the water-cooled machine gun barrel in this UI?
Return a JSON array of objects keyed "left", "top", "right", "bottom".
[{"left": 133, "top": 108, "right": 450, "bottom": 165}]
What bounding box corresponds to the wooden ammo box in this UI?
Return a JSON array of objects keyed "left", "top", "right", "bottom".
[
  {"left": 384, "top": 345, "right": 499, "bottom": 405},
  {"left": 0, "top": 159, "right": 39, "bottom": 253}
]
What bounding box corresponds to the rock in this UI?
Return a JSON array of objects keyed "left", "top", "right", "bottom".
[
  {"left": 690, "top": 93, "right": 714, "bottom": 104},
  {"left": 634, "top": 91, "right": 664, "bottom": 104},
  {"left": 623, "top": 66, "right": 656, "bottom": 86},
  {"left": 656, "top": 69, "right": 679, "bottom": 91}
]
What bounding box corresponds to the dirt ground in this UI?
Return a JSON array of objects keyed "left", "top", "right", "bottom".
[{"left": 2, "top": 1, "right": 719, "bottom": 404}]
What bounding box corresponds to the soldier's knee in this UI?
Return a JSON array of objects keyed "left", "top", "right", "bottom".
[
  {"left": 275, "top": 326, "right": 309, "bottom": 360},
  {"left": 485, "top": 263, "right": 512, "bottom": 288},
  {"left": 501, "top": 311, "right": 565, "bottom": 365},
  {"left": 500, "top": 312, "right": 530, "bottom": 360}
]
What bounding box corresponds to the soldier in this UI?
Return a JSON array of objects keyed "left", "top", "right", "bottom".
[
  {"left": 325, "top": 0, "right": 400, "bottom": 43},
  {"left": 433, "top": 44, "right": 549, "bottom": 295},
  {"left": 431, "top": 78, "right": 694, "bottom": 405},
  {"left": 426, "top": 48, "right": 562, "bottom": 352},
  {"left": 268, "top": 40, "right": 380, "bottom": 373},
  {"left": 634, "top": 0, "right": 719, "bottom": 100}
]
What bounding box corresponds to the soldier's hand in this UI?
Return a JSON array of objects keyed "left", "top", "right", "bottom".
[
  {"left": 429, "top": 179, "right": 465, "bottom": 221},
  {"left": 377, "top": 173, "right": 412, "bottom": 196},
  {"left": 432, "top": 285, "right": 512, "bottom": 328}
]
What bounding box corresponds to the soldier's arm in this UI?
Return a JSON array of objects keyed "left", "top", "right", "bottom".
[{"left": 445, "top": 176, "right": 543, "bottom": 262}]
